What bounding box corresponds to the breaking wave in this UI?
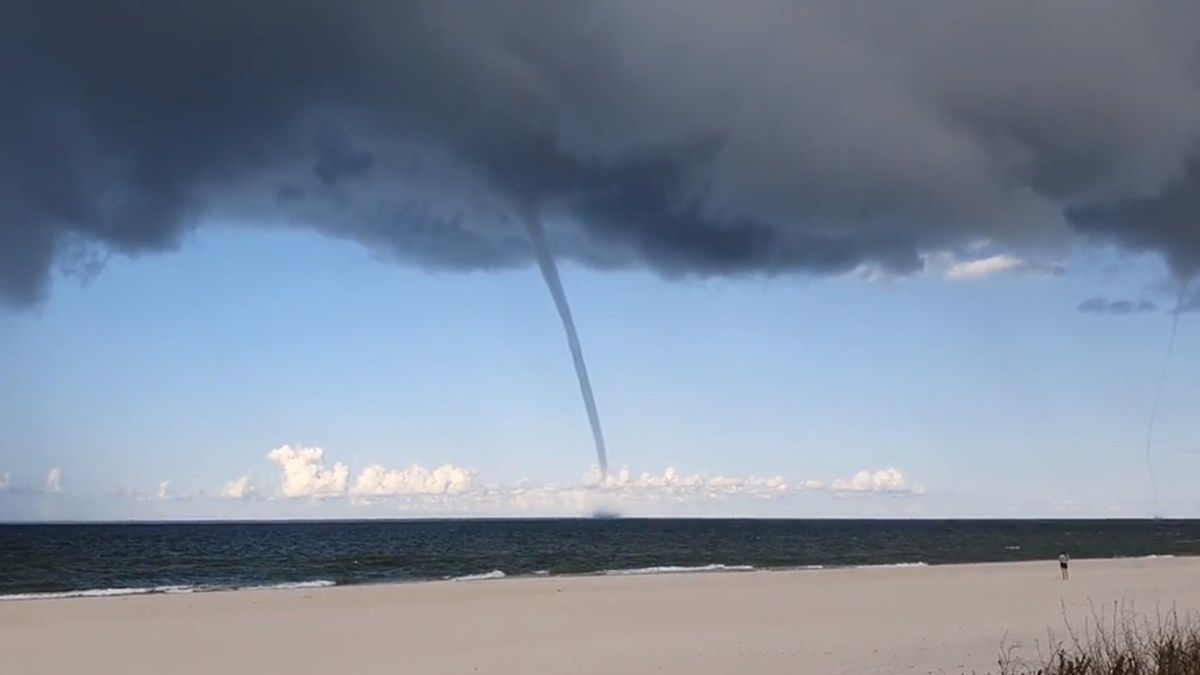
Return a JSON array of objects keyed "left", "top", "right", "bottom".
[
  {"left": 603, "top": 564, "right": 757, "bottom": 576},
  {"left": 0, "top": 580, "right": 336, "bottom": 602},
  {"left": 451, "top": 570, "right": 507, "bottom": 582}
]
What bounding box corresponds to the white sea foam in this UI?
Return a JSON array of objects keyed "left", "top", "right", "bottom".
[
  {"left": 855, "top": 562, "right": 928, "bottom": 569},
  {"left": 451, "top": 570, "right": 507, "bottom": 582},
  {"left": 603, "top": 564, "right": 756, "bottom": 576},
  {"left": 0, "top": 585, "right": 184, "bottom": 601},
  {"left": 0, "top": 580, "right": 335, "bottom": 602},
  {"left": 254, "top": 580, "right": 337, "bottom": 590}
]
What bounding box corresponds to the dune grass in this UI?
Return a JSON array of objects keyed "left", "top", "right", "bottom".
[{"left": 995, "top": 603, "right": 1200, "bottom": 674}]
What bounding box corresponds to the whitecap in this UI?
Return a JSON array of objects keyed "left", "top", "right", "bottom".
[
  {"left": 451, "top": 570, "right": 507, "bottom": 582},
  {"left": 602, "top": 564, "right": 756, "bottom": 576},
  {"left": 0, "top": 585, "right": 192, "bottom": 601},
  {"left": 854, "top": 562, "right": 928, "bottom": 569}
]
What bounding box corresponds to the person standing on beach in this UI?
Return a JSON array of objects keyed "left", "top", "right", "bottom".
[{"left": 1058, "top": 552, "right": 1069, "bottom": 580}]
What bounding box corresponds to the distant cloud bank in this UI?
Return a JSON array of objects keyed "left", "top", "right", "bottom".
[
  {"left": 224, "top": 445, "right": 924, "bottom": 514},
  {"left": 0, "top": 448, "right": 922, "bottom": 516}
]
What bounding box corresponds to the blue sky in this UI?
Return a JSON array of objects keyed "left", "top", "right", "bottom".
[{"left": 1, "top": 225, "right": 1196, "bottom": 520}]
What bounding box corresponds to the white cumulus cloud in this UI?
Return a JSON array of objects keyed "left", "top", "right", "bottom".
[
  {"left": 465, "top": 466, "right": 921, "bottom": 514},
  {"left": 372, "top": 462, "right": 918, "bottom": 511},
  {"left": 133, "top": 480, "right": 192, "bottom": 502},
  {"left": 266, "top": 445, "right": 349, "bottom": 498},
  {"left": 938, "top": 253, "right": 1063, "bottom": 281},
  {"left": 44, "top": 468, "right": 62, "bottom": 494},
  {"left": 220, "top": 476, "right": 256, "bottom": 500},
  {"left": 351, "top": 464, "right": 474, "bottom": 498},
  {"left": 946, "top": 254, "right": 1024, "bottom": 280},
  {"left": 585, "top": 466, "right": 794, "bottom": 500},
  {"left": 831, "top": 468, "right": 911, "bottom": 493}
]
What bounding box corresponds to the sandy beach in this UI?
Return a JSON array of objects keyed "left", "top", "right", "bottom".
[{"left": 4, "top": 557, "right": 1199, "bottom": 674}]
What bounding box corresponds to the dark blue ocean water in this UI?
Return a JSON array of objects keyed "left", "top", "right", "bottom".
[{"left": 1, "top": 519, "right": 1197, "bottom": 599}]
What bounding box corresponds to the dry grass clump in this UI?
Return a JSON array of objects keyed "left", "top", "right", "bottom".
[{"left": 995, "top": 603, "right": 1200, "bottom": 675}]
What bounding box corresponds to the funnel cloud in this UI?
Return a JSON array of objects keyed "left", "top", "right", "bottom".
[
  {"left": 524, "top": 210, "right": 609, "bottom": 476},
  {"left": 1143, "top": 282, "right": 1191, "bottom": 515}
]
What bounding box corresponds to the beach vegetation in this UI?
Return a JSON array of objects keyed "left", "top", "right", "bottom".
[{"left": 995, "top": 603, "right": 1200, "bottom": 675}]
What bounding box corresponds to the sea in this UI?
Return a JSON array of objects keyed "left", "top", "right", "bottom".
[{"left": 2, "top": 519, "right": 1197, "bottom": 600}]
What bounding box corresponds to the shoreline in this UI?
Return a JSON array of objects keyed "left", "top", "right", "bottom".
[{"left": 0, "top": 553, "right": 1187, "bottom": 602}]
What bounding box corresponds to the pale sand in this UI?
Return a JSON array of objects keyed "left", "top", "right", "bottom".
[{"left": 4, "top": 557, "right": 1200, "bottom": 674}]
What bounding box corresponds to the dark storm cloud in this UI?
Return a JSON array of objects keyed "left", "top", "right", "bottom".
[
  {"left": 3, "top": 1, "right": 1200, "bottom": 307},
  {"left": 1067, "top": 163, "right": 1200, "bottom": 279},
  {"left": 312, "top": 130, "right": 375, "bottom": 189},
  {"left": 1076, "top": 297, "right": 1158, "bottom": 316}
]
